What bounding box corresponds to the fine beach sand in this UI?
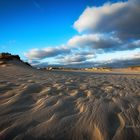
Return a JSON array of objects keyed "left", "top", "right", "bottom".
[{"left": 0, "top": 60, "right": 140, "bottom": 140}]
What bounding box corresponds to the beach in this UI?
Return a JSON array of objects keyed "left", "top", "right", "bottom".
[{"left": 0, "top": 62, "right": 140, "bottom": 140}]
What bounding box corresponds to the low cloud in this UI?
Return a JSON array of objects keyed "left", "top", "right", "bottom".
[
  {"left": 68, "top": 34, "right": 100, "bottom": 47},
  {"left": 24, "top": 46, "right": 71, "bottom": 60},
  {"left": 61, "top": 52, "right": 140, "bottom": 68},
  {"left": 30, "top": 52, "right": 140, "bottom": 68},
  {"left": 102, "top": 58, "right": 140, "bottom": 68},
  {"left": 68, "top": 34, "right": 140, "bottom": 52},
  {"left": 27, "top": 60, "right": 41, "bottom": 66},
  {"left": 60, "top": 55, "right": 87, "bottom": 64},
  {"left": 56, "top": 51, "right": 95, "bottom": 64},
  {"left": 68, "top": 34, "right": 122, "bottom": 51}
]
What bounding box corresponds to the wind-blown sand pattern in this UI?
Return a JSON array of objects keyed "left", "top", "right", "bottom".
[{"left": 0, "top": 61, "right": 140, "bottom": 140}]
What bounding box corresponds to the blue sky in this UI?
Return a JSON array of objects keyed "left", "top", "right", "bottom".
[{"left": 0, "top": 0, "right": 140, "bottom": 67}]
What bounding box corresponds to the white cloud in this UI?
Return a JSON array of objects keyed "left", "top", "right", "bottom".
[
  {"left": 68, "top": 34, "right": 122, "bottom": 51},
  {"left": 24, "top": 0, "right": 140, "bottom": 67},
  {"left": 73, "top": 0, "right": 140, "bottom": 39},
  {"left": 68, "top": 34, "right": 100, "bottom": 47},
  {"left": 74, "top": 2, "right": 126, "bottom": 32},
  {"left": 24, "top": 46, "right": 71, "bottom": 60},
  {"left": 56, "top": 50, "right": 95, "bottom": 64}
]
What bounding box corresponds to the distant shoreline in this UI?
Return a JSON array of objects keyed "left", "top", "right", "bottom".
[{"left": 46, "top": 69, "right": 140, "bottom": 75}]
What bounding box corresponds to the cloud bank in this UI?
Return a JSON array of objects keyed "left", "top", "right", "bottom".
[
  {"left": 68, "top": 34, "right": 122, "bottom": 51},
  {"left": 25, "top": 0, "right": 140, "bottom": 68},
  {"left": 24, "top": 46, "right": 71, "bottom": 60}
]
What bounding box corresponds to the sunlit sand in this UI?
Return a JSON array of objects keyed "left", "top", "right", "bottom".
[{"left": 0, "top": 57, "right": 140, "bottom": 140}]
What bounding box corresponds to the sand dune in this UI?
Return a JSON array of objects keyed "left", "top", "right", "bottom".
[{"left": 0, "top": 61, "right": 140, "bottom": 140}]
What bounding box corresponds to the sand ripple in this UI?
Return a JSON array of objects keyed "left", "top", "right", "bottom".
[{"left": 0, "top": 66, "right": 140, "bottom": 140}]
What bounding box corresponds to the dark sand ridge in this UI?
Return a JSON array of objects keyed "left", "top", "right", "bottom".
[{"left": 0, "top": 58, "right": 140, "bottom": 140}]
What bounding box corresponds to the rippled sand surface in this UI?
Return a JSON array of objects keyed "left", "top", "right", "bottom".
[{"left": 0, "top": 64, "right": 140, "bottom": 140}]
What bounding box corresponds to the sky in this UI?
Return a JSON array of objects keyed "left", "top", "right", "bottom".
[{"left": 0, "top": 0, "right": 140, "bottom": 68}]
